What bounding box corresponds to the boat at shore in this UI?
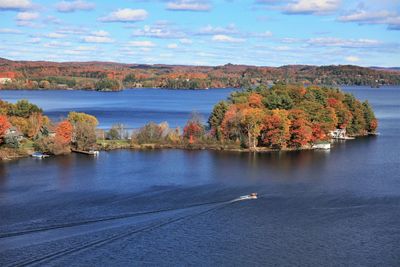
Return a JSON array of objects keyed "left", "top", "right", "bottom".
[
  {"left": 31, "top": 152, "right": 49, "bottom": 159},
  {"left": 71, "top": 149, "right": 100, "bottom": 156}
]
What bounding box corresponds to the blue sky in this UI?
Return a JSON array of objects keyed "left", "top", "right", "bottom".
[{"left": 0, "top": 0, "right": 399, "bottom": 66}]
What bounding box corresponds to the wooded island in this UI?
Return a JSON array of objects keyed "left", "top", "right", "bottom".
[{"left": 0, "top": 84, "right": 377, "bottom": 160}]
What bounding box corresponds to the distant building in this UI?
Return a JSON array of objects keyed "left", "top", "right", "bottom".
[
  {"left": 0, "top": 72, "right": 16, "bottom": 84},
  {"left": 330, "top": 128, "right": 347, "bottom": 139},
  {"left": 5, "top": 126, "right": 24, "bottom": 141}
]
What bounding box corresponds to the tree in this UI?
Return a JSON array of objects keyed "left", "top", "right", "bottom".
[
  {"left": 95, "top": 78, "right": 122, "bottom": 91},
  {"left": 239, "top": 107, "right": 265, "bottom": 149},
  {"left": 133, "top": 122, "right": 164, "bottom": 144},
  {"left": 68, "top": 112, "right": 98, "bottom": 128},
  {"left": 262, "top": 109, "right": 290, "bottom": 149},
  {"left": 8, "top": 100, "right": 42, "bottom": 118},
  {"left": 26, "top": 112, "right": 43, "bottom": 138},
  {"left": 0, "top": 115, "right": 11, "bottom": 142},
  {"left": 208, "top": 101, "right": 228, "bottom": 140},
  {"left": 183, "top": 113, "right": 205, "bottom": 143},
  {"left": 362, "top": 101, "right": 378, "bottom": 133},
  {"left": 56, "top": 120, "right": 73, "bottom": 145},
  {"left": 73, "top": 122, "right": 97, "bottom": 151},
  {"left": 288, "top": 109, "right": 313, "bottom": 148},
  {"left": 220, "top": 104, "right": 242, "bottom": 142},
  {"left": 248, "top": 93, "right": 263, "bottom": 108},
  {"left": 68, "top": 112, "right": 98, "bottom": 151}
]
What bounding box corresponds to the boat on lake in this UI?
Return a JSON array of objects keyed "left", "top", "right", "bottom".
[
  {"left": 31, "top": 152, "right": 49, "bottom": 159},
  {"left": 237, "top": 193, "right": 258, "bottom": 201}
]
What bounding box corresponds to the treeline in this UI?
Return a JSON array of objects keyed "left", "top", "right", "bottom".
[
  {"left": 1, "top": 57, "right": 400, "bottom": 90},
  {"left": 1, "top": 77, "right": 122, "bottom": 91}
]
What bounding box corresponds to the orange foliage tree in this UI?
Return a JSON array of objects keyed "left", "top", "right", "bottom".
[
  {"left": 56, "top": 120, "right": 73, "bottom": 145},
  {"left": 0, "top": 115, "right": 11, "bottom": 142},
  {"left": 239, "top": 107, "right": 265, "bottom": 149},
  {"left": 262, "top": 110, "right": 290, "bottom": 149},
  {"left": 183, "top": 114, "right": 205, "bottom": 144},
  {"left": 288, "top": 109, "right": 313, "bottom": 148}
]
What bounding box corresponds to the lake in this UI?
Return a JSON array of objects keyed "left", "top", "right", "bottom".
[
  {"left": 0, "top": 87, "right": 400, "bottom": 266},
  {"left": 0, "top": 88, "right": 237, "bottom": 129}
]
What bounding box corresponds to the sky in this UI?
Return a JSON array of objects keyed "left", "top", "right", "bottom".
[{"left": 0, "top": 0, "right": 399, "bottom": 66}]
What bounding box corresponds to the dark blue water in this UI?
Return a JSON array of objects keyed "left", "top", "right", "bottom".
[
  {"left": 0, "top": 88, "right": 236, "bottom": 129},
  {"left": 0, "top": 86, "right": 399, "bottom": 266}
]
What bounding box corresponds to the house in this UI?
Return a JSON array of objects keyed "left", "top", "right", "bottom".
[
  {"left": 0, "top": 72, "right": 16, "bottom": 84},
  {"left": 330, "top": 128, "right": 347, "bottom": 139},
  {"left": 4, "top": 126, "right": 24, "bottom": 142}
]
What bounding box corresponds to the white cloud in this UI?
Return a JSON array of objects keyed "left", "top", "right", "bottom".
[
  {"left": 198, "top": 24, "right": 238, "bottom": 35},
  {"left": 91, "top": 30, "right": 109, "bottom": 37},
  {"left": 16, "top": 11, "right": 39, "bottom": 20},
  {"left": 345, "top": 56, "right": 360, "bottom": 62},
  {"left": 338, "top": 10, "right": 400, "bottom": 30},
  {"left": 43, "top": 41, "right": 71, "bottom": 48},
  {"left": 82, "top": 35, "right": 114, "bottom": 43},
  {"left": 56, "top": 0, "right": 95, "bottom": 12},
  {"left": 45, "top": 32, "right": 66, "bottom": 38},
  {"left": 284, "top": 0, "right": 341, "bottom": 15},
  {"left": 308, "top": 37, "right": 381, "bottom": 48},
  {"left": 100, "top": 8, "right": 148, "bottom": 23},
  {"left": 167, "top": 43, "right": 178, "bottom": 49},
  {"left": 179, "top": 38, "right": 192, "bottom": 44},
  {"left": 0, "top": 0, "right": 32, "bottom": 10},
  {"left": 75, "top": 46, "right": 96, "bottom": 51},
  {"left": 166, "top": 0, "right": 211, "bottom": 12},
  {"left": 132, "top": 24, "right": 185, "bottom": 38},
  {"left": 128, "top": 40, "right": 156, "bottom": 47},
  {"left": 212, "top": 34, "right": 245, "bottom": 43},
  {"left": 0, "top": 28, "right": 22, "bottom": 34}
]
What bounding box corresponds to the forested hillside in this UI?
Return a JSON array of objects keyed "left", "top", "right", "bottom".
[{"left": 1, "top": 58, "right": 399, "bottom": 90}]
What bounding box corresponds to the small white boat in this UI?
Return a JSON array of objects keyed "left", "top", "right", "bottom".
[
  {"left": 312, "top": 143, "right": 331, "bottom": 150},
  {"left": 31, "top": 152, "right": 49, "bottom": 159},
  {"left": 237, "top": 193, "right": 258, "bottom": 201}
]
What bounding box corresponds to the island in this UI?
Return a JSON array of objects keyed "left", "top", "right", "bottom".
[{"left": 0, "top": 84, "right": 377, "bottom": 160}]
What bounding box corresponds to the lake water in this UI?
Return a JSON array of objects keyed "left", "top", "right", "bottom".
[
  {"left": 0, "top": 87, "right": 400, "bottom": 266},
  {"left": 0, "top": 88, "right": 237, "bottom": 129}
]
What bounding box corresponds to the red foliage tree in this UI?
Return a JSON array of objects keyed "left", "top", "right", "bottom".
[
  {"left": 0, "top": 115, "right": 11, "bottom": 141},
  {"left": 183, "top": 115, "right": 205, "bottom": 144},
  {"left": 288, "top": 109, "right": 313, "bottom": 148},
  {"left": 55, "top": 120, "right": 73, "bottom": 145},
  {"left": 262, "top": 110, "right": 290, "bottom": 149}
]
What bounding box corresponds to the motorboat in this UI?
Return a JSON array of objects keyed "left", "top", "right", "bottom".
[
  {"left": 237, "top": 193, "right": 258, "bottom": 201},
  {"left": 31, "top": 152, "right": 49, "bottom": 159}
]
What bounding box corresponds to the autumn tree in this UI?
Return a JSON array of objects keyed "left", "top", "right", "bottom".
[
  {"left": 288, "top": 109, "right": 313, "bottom": 148},
  {"left": 68, "top": 112, "right": 98, "bottom": 151},
  {"left": 0, "top": 115, "right": 11, "bottom": 143},
  {"left": 183, "top": 113, "right": 205, "bottom": 144},
  {"left": 56, "top": 120, "right": 73, "bottom": 145},
  {"left": 262, "top": 109, "right": 290, "bottom": 149},
  {"left": 239, "top": 107, "right": 265, "bottom": 149}
]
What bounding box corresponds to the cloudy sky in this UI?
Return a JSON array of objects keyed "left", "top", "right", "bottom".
[{"left": 0, "top": 0, "right": 399, "bottom": 66}]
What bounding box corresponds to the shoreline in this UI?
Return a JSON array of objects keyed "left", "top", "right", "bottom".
[
  {"left": 0, "top": 133, "right": 378, "bottom": 162},
  {"left": 0, "top": 85, "right": 398, "bottom": 92}
]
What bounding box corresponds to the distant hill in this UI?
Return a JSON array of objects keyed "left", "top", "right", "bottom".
[
  {"left": 370, "top": 66, "right": 400, "bottom": 72},
  {"left": 0, "top": 58, "right": 399, "bottom": 90}
]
